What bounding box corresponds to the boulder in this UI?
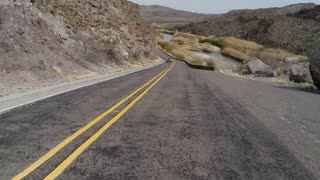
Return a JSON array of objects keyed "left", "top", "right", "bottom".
[
  {"left": 310, "top": 55, "right": 320, "bottom": 89},
  {"left": 248, "top": 59, "right": 275, "bottom": 77},
  {"left": 289, "top": 63, "right": 313, "bottom": 83},
  {"left": 236, "top": 64, "right": 250, "bottom": 75}
]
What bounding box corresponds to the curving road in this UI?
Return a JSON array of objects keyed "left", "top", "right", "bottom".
[{"left": 0, "top": 57, "right": 320, "bottom": 179}]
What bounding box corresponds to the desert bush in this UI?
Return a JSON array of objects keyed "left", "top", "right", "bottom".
[
  {"left": 99, "top": 35, "right": 116, "bottom": 48},
  {"left": 132, "top": 52, "right": 140, "bottom": 60},
  {"left": 222, "top": 48, "right": 254, "bottom": 63},
  {"left": 52, "top": 66, "right": 63, "bottom": 76}
]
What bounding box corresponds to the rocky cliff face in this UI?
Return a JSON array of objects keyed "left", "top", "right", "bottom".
[
  {"left": 174, "top": 3, "right": 320, "bottom": 58},
  {"left": 0, "top": 0, "right": 156, "bottom": 96}
]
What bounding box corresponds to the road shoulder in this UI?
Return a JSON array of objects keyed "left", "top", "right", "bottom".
[{"left": 0, "top": 61, "right": 164, "bottom": 114}]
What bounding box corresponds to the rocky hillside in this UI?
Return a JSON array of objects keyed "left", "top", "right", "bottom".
[
  {"left": 225, "top": 3, "right": 316, "bottom": 16},
  {"left": 290, "top": 5, "right": 320, "bottom": 22},
  {"left": 174, "top": 3, "right": 320, "bottom": 57},
  {"left": 140, "top": 5, "right": 214, "bottom": 25},
  {"left": 0, "top": 0, "right": 156, "bottom": 97}
]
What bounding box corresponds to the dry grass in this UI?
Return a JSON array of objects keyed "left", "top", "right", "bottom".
[
  {"left": 172, "top": 34, "right": 198, "bottom": 45},
  {"left": 222, "top": 37, "right": 263, "bottom": 51},
  {"left": 222, "top": 48, "right": 254, "bottom": 63},
  {"left": 160, "top": 31, "right": 309, "bottom": 68},
  {"left": 158, "top": 41, "right": 214, "bottom": 66},
  {"left": 171, "top": 34, "right": 220, "bottom": 53},
  {"left": 156, "top": 36, "right": 163, "bottom": 43},
  {"left": 198, "top": 35, "right": 308, "bottom": 63},
  {"left": 158, "top": 29, "right": 175, "bottom": 35},
  {"left": 52, "top": 66, "right": 63, "bottom": 76},
  {"left": 199, "top": 37, "right": 227, "bottom": 49},
  {"left": 76, "top": 72, "right": 98, "bottom": 80},
  {"left": 158, "top": 41, "right": 175, "bottom": 51},
  {"left": 253, "top": 48, "right": 309, "bottom": 62},
  {"left": 198, "top": 43, "right": 221, "bottom": 53},
  {"left": 174, "top": 32, "right": 198, "bottom": 39}
]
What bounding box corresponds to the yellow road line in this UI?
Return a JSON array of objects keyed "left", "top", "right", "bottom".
[
  {"left": 13, "top": 64, "right": 173, "bottom": 180},
  {"left": 44, "top": 62, "right": 175, "bottom": 180}
]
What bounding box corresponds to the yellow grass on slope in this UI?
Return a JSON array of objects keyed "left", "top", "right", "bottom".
[
  {"left": 253, "top": 48, "right": 309, "bottom": 62},
  {"left": 222, "top": 37, "right": 263, "bottom": 51},
  {"left": 198, "top": 35, "right": 308, "bottom": 62},
  {"left": 222, "top": 48, "right": 255, "bottom": 63},
  {"left": 171, "top": 34, "right": 220, "bottom": 53},
  {"left": 174, "top": 32, "right": 198, "bottom": 39},
  {"left": 158, "top": 41, "right": 214, "bottom": 66}
]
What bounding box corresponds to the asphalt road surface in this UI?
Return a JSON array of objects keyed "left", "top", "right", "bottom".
[{"left": 1, "top": 59, "right": 320, "bottom": 179}]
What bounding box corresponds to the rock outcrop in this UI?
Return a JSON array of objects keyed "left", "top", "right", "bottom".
[
  {"left": 247, "top": 59, "right": 275, "bottom": 77},
  {"left": 289, "top": 63, "right": 313, "bottom": 83},
  {"left": 310, "top": 55, "right": 320, "bottom": 89}
]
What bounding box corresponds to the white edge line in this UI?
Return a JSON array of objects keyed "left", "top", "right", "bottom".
[{"left": 0, "top": 63, "right": 163, "bottom": 115}]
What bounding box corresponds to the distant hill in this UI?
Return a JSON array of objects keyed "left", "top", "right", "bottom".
[
  {"left": 139, "top": 5, "right": 215, "bottom": 25},
  {"left": 225, "top": 3, "right": 316, "bottom": 16},
  {"left": 174, "top": 3, "right": 320, "bottom": 57},
  {"left": 290, "top": 4, "right": 320, "bottom": 22}
]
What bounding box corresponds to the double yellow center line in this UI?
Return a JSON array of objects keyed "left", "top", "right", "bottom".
[{"left": 13, "top": 62, "right": 175, "bottom": 180}]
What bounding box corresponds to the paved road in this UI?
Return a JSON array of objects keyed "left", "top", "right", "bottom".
[{"left": 0, "top": 59, "right": 319, "bottom": 179}]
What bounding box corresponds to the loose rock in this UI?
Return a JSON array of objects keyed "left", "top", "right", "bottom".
[
  {"left": 289, "top": 63, "right": 313, "bottom": 83},
  {"left": 247, "top": 59, "right": 276, "bottom": 77}
]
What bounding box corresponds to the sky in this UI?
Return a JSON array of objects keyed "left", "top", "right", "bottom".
[{"left": 129, "top": 0, "right": 320, "bottom": 14}]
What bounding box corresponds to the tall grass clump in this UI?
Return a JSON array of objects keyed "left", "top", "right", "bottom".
[
  {"left": 253, "top": 48, "right": 309, "bottom": 62},
  {"left": 222, "top": 37, "right": 263, "bottom": 51},
  {"left": 158, "top": 41, "right": 214, "bottom": 67},
  {"left": 199, "top": 38, "right": 227, "bottom": 49},
  {"left": 158, "top": 41, "right": 174, "bottom": 52},
  {"left": 222, "top": 48, "right": 254, "bottom": 63}
]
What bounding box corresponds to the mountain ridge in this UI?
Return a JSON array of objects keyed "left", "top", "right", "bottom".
[
  {"left": 139, "top": 5, "right": 216, "bottom": 25},
  {"left": 173, "top": 3, "right": 320, "bottom": 57}
]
